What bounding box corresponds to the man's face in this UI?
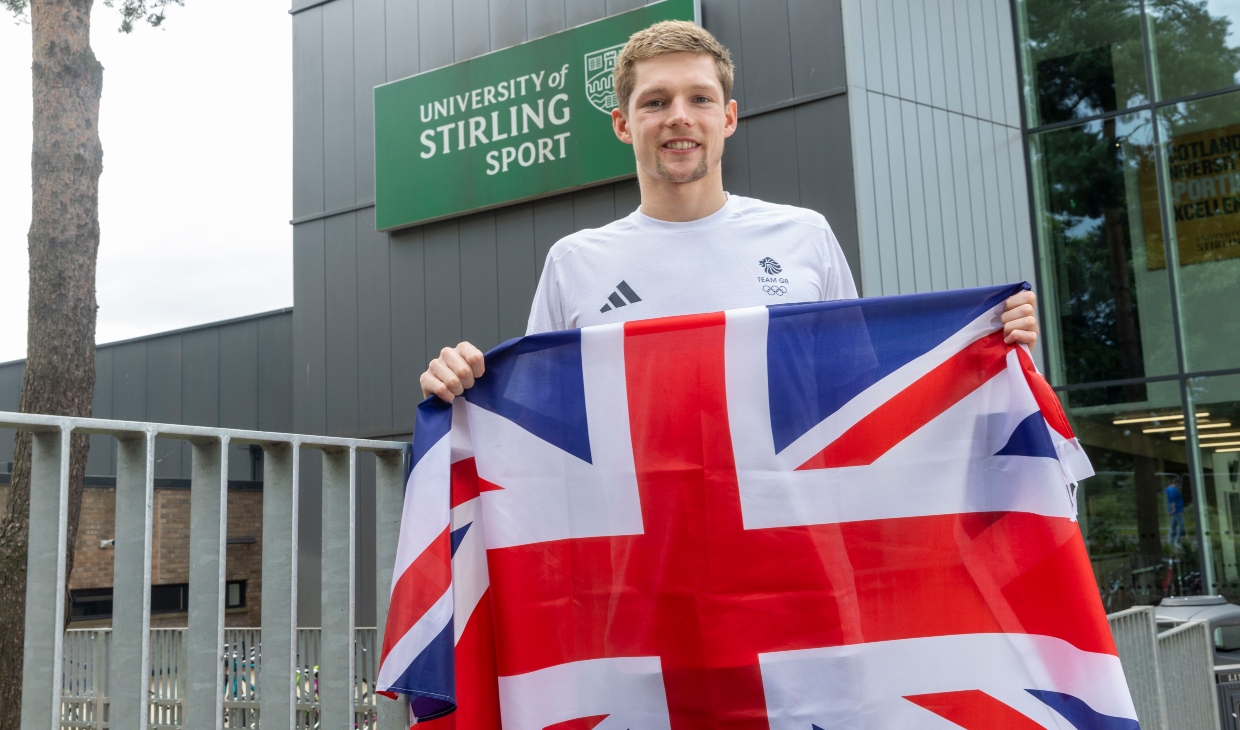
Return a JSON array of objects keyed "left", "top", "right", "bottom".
[{"left": 612, "top": 52, "right": 737, "bottom": 185}]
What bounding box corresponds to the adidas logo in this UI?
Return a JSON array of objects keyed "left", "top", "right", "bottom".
[{"left": 599, "top": 280, "right": 642, "bottom": 313}]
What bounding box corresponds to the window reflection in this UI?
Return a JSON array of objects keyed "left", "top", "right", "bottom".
[
  {"left": 1148, "top": 0, "right": 1240, "bottom": 101},
  {"left": 1156, "top": 90, "right": 1240, "bottom": 373},
  {"left": 1031, "top": 113, "right": 1179, "bottom": 398},
  {"left": 1068, "top": 392, "right": 1202, "bottom": 611},
  {"left": 1188, "top": 374, "right": 1240, "bottom": 599},
  {"left": 1019, "top": 0, "right": 1147, "bottom": 127}
]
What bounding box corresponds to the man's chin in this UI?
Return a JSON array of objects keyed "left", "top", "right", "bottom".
[{"left": 654, "top": 160, "right": 710, "bottom": 184}]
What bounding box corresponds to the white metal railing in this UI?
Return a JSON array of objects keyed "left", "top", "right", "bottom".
[
  {"left": 1108, "top": 606, "right": 1224, "bottom": 730},
  {"left": 1160, "top": 620, "right": 1224, "bottom": 729},
  {"left": 57, "top": 628, "right": 380, "bottom": 728},
  {"left": 4, "top": 411, "right": 408, "bottom": 730},
  {"left": 1109, "top": 606, "right": 1169, "bottom": 729}
]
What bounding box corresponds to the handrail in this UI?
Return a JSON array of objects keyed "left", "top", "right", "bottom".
[{"left": 3, "top": 411, "right": 409, "bottom": 730}]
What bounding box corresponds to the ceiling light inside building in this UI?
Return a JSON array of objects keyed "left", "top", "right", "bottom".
[
  {"left": 1113, "top": 412, "right": 1208, "bottom": 425},
  {"left": 1143, "top": 422, "right": 1231, "bottom": 434},
  {"left": 1172, "top": 431, "right": 1240, "bottom": 441}
]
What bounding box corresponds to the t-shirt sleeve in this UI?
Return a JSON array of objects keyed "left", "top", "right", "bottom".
[
  {"left": 526, "top": 253, "right": 567, "bottom": 335},
  {"left": 820, "top": 221, "right": 859, "bottom": 301}
]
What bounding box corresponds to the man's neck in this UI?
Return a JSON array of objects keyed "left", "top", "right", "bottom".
[{"left": 636, "top": 168, "right": 728, "bottom": 223}]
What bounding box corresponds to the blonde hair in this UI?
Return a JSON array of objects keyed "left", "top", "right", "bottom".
[{"left": 613, "top": 20, "right": 735, "bottom": 113}]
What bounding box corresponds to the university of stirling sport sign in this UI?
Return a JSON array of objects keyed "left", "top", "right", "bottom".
[{"left": 373, "top": 0, "right": 697, "bottom": 231}]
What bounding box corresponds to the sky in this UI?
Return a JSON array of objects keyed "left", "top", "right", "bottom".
[{"left": 0, "top": 0, "right": 292, "bottom": 364}]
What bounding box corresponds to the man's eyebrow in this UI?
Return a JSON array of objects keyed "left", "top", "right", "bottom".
[{"left": 635, "top": 83, "right": 717, "bottom": 97}]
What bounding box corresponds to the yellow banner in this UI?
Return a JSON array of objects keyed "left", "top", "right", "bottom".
[{"left": 1140, "top": 123, "right": 1240, "bottom": 269}]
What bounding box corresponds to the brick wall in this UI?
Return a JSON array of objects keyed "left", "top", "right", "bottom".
[{"left": 68, "top": 485, "right": 265, "bottom": 628}]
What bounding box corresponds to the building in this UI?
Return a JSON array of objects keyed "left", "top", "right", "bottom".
[{"left": 2, "top": 0, "right": 1239, "bottom": 622}]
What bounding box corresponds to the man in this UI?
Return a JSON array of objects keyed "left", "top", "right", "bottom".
[
  {"left": 421, "top": 20, "right": 1039, "bottom": 401},
  {"left": 1166, "top": 476, "right": 1185, "bottom": 547}
]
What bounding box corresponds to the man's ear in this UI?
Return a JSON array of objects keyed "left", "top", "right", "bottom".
[
  {"left": 722, "top": 98, "right": 738, "bottom": 139},
  {"left": 612, "top": 107, "right": 633, "bottom": 145}
]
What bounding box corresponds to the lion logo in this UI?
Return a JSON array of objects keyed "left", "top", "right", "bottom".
[
  {"left": 759, "top": 257, "right": 782, "bottom": 275},
  {"left": 585, "top": 44, "right": 624, "bottom": 114}
]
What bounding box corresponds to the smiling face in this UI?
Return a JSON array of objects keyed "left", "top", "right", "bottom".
[{"left": 612, "top": 52, "right": 738, "bottom": 187}]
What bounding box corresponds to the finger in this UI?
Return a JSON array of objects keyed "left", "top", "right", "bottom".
[
  {"left": 1000, "top": 303, "right": 1034, "bottom": 324},
  {"left": 1005, "top": 329, "right": 1038, "bottom": 346},
  {"left": 429, "top": 358, "right": 467, "bottom": 396},
  {"left": 457, "top": 341, "right": 486, "bottom": 379},
  {"left": 1004, "top": 314, "right": 1038, "bottom": 335},
  {"left": 439, "top": 347, "right": 477, "bottom": 391},
  {"left": 1005, "top": 290, "right": 1035, "bottom": 310},
  {"left": 420, "top": 369, "right": 455, "bottom": 403}
]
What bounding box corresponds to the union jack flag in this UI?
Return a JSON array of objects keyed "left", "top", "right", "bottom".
[{"left": 377, "top": 283, "right": 1139, "bottom": 729}]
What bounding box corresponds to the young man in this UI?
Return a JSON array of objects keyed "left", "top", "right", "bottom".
[{"left": 421, "top": 20, "right": 1039, "bottom": 402}]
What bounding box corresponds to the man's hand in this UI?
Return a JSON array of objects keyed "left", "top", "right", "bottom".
[
  {"left": 1002, "top": 290, "right": 1039, "bottom": 347},
  {"left": 421, "top": 342, "right": 485, "bottom": 402}
]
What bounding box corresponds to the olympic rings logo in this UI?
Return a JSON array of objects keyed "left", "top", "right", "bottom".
[{"left": 763, "top": 285, "right": 788, "bottom": 296}]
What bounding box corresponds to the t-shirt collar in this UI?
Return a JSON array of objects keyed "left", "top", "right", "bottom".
[{"left": 629, "top": 193, "right": 735, "bottom": 233}]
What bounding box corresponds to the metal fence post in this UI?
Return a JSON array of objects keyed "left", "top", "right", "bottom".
[
  {"left": 319, "top": 447, "right": 356, "bottom": 728},
  {"left": 1109, "top": 606, "right": 1170, "bottom": 729},
  {"left": 186, "top": 436, "right": 229, "bottom": 727},
  {"left": 20, "top": 426, "right": 70, "bottom": 730},
  {"left": 260, "top": 440, "right": 299, "bottom": 729},
  {"left": 108, "top": 430, "right": 155, "bottom": 728},
  {"left": 1160, "top": 621, "right": 1223, "bottom": 730},
  {"left": 375, "top": 448, "right": 408, "bottom": 728}
]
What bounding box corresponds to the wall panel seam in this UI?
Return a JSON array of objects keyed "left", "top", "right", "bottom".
[{"left": 853, "top": 88, "right": 1017, "bottom": 129}]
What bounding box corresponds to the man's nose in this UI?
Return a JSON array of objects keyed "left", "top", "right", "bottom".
[{"left": 664, "top": 97, "right": 694, "bottom": 126}]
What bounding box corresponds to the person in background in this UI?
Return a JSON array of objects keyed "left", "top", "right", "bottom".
[{"left": 1166, "top": 476, "right": 1185, "bottom": 547}]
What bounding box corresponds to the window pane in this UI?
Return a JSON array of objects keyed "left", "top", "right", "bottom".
[
  {"left": 1188, "top": 373, "right": 1240, "bottom": 599},
  {"left": 1148, "top": 0, "right": 1240, "bottom": 101},
  {"left": 1031, "top": 113, "right": 1179, "bottom": 397},
  {"left": 1067, "top": 388, "right": 1201, "bottom": 612},
  {"left": 1155, "top": 90, "right": 1240, "bottom": 373},
  {"left": 1017, "top": 0, "right": 1148, "bottom": 127}
]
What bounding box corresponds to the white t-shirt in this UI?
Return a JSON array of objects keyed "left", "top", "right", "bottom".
[{"left": 526, "top": 194, "right": 859, "bottom": 334}]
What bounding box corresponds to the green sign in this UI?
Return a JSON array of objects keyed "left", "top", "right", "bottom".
[{"left": 373, "top": 0, "right": 697, "bottom": 231}]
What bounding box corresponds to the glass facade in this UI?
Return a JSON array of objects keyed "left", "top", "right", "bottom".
[{"left": 1017, "top": 0, "right": 1240, "bottom": 609}]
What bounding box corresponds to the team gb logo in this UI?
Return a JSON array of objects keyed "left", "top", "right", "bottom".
[
  {"left": 585, "top": 44, "right": 624, "bottom": 114},
  {"left": 760, "top": 257, "right": 782, "bottom": 275}
]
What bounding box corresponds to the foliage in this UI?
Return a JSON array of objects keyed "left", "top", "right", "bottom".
[
  {"left": 3, "top": 0, "right": 184, "bottom": 33},
  {"left": 103, "top": 0, "right": 184, "bottom": 33}
]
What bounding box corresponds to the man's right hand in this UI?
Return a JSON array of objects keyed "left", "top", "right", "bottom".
[{"left": 420, "top": 342, "right": 485, "bottom": 402}]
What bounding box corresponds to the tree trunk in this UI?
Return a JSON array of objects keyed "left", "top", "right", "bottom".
[{"left": 0, "top": 0, "right": 102, "bottom": 724}]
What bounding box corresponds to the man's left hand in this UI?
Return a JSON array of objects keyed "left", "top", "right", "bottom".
[{"left": 1002, "top": 290, "right": 1039, "bottom": 347}]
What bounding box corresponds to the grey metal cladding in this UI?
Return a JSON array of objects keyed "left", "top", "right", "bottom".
[
  {"left": 293, "top": 7, "right": 326, "bottom": 219},
  {"left": 292, "top": 0, "right": 856, "bottom": 439},
  {"left": 388, "top": 225, "right": 427, "bottom": 434},
  {"left": 422, "top": 222, "right": 465, "bottom": 361},
  {"left": 258, "top": 313, "right": 295, "bottom": 433},
  {"left": 459, "top": 214, "right": 501, "bottom": 356},
  {"left": 294, "top": 220, "right": 329, "bottom": 435},
  {"left": 737, "top": 0, "right": 794, "bottom": 110},
  {"left": 325, "top": 213, "right": 362, "bottom": 438},
  {"left": 356, "top": 207, "right": 395, "bottom": 437},
  {"left": 323, "top": 0, "right": 358, "bottom": 212},
  {"left": 494, "top": 204, "right": 538, "bottom": 342}
]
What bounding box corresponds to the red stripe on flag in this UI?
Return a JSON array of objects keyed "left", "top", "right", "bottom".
[
  {"left": 905, "top": 690, "right": 1044, "bottom": 728},
  {"left": 543, "top": 716, "right": 609, "bottom": 730},
  {"left": 451, "top": 457, "right": 503, "bottom": 509},
  {"left": 417, "top": 588, "right": 502, "bottom": 730},
  {"left": 380, "top": 527, "right": 452, "bottom": 663},
  {"left": 487, "top": 511, "right": 1114, "bottom": 678},
  {"left": 797, "top": 330, "right": 1010, "bottom": 470},
  {"left": 1015, "top": 345, "right": 1075, "bottom": 441}
]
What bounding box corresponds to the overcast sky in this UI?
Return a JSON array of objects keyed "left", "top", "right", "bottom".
[{"left": 0, "top": 0, "right": 292, "bottom": 364}]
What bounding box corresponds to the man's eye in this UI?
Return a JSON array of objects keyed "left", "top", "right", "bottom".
[
  {"left": 694, "top": 96, "right": 710, "bottom": 103},
  {"left": 646, "top": 99, "right": 664, "bottom": 107}
]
